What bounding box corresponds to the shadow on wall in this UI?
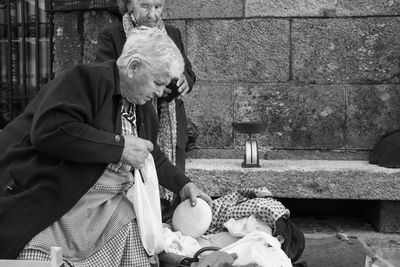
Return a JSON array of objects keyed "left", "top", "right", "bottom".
[{"left": 0, "top": 113, "right": 9, "bottom": 129}]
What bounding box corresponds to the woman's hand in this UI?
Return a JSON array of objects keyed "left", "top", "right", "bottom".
[
  {"left": 121, "top": 135, "right": 153, "bottom": 169},
  {"left": 179, "top": 182, "right": 213, "bottom": 207},
  {"left": 176, "top": 74, "right": 189, "bottom": 99}
]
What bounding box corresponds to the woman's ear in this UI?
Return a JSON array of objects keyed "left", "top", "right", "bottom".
[{"left": 128, "top": 58, "right": 141, "bottom": 78}]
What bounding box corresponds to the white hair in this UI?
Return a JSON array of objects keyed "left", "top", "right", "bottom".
[{"left": 117, "top": 30, "right": 184, "bottom": 80}]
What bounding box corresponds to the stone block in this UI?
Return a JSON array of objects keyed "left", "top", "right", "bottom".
[
  {"left": 233, "top": 83, "right": 346, "bottom": 149},
  {"left": 187, "top": 159, "right": 400, "bottom": 201},
  {"left": 185, "top": 82, "right": 234, "bottom": 148},
  {"left": 163, "top": 0, "right": 244, "bottom": 19},
  {"left": 364, "top": 234, "right": 400, "bottom": 249},
  {"left": 187, "top": 167, "right": 243, "bottom": 196},
  {"left": 83, "top": 11, "right": 120, "bottom": 64},
  {"left": 365, "top": 201, "right": 400, "bottom": 233},
  {"left": 187, "top": 148, "right": 370, "bottom": 160},
  {"left": 164, "top": 20, "right": 187, "bottom": 43},
  {"left": 378, "top": 201, "right": 400, "bottom": 233},
  {"left": 187, "top": 149, "right": 243, "bottom": 159},
  {"left": 186, "top": 19, "right": 289, "bottom": 82},
  {"left": 53, "top": 12, "right": 82, "bottom": 75},
  {"left": 265, "top": 149, "right": 369, "bottom": 160},
  {"left": 246, "top": 0, "right": 400, "bottom": 17},
  {"left": 346, "top": 84, "right": 400, "bottom": 149},
  {"left": 292, "top": 17, "right": 400, "bottom": 84}
]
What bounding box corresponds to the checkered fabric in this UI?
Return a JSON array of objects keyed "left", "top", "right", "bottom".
[
  {"left": 107, "top": 102, "right": 136, "bottom": 173},
  {"left": 206, "top": 187, "right": 290, "bottom": 234},
  {"left": 18, "top": 220, "right": 151, "bottom": 267}
]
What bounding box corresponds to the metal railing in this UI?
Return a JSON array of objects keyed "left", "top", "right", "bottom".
[
  {"left": 0, "top": 0, "right": 118, "bottom": 128},
  {"left": 1, "top": 0, "right": 53, "bottom": 126},
  {"left": 49, "top": 0, "right": 117, "bottom": 12}
]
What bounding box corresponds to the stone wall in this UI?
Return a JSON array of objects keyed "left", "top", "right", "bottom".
[{"left": 53, "top": 0, "right": 400, "bottom": 159}]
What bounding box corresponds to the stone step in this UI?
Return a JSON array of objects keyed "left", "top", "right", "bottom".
[
  {"left": 186, "top": 159, "right": 400, "bottom": 233},
  {"left": 186, "top": 159, "right": 400, "bottom": 200},
  {"left": 187, "top": 148, "right": 370, "bottom": 161}
]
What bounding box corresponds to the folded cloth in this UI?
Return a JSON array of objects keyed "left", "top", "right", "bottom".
[{"left": 224, "top": 214, "right": 273, "bottom": 237}]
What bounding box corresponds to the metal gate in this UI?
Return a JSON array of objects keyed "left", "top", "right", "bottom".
[
  {"left": 0, "top": 0, "right": 118, "bottom": 128},
  {"left": 0, "top": 0, "right": 53, "bottom": 127}
]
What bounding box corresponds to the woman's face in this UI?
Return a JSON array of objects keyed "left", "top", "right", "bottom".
[
  {"left": 122, "top": 67, "right": 170, "bottom": 105},
  {"left": 128, "top": 0, "right": 165, "bottom": 28}
]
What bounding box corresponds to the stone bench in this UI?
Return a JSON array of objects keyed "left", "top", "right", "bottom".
[{"left": 186, "top": 159, "right": 400, "bottom": 233}]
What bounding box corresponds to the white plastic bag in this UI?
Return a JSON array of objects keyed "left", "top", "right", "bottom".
[
  {"left": 220, "top": 231, "right": 292, "bottom": 267},
  {"left": 224, "top": 215, "right": 273, "bottom": 237},
  {"left": 162, "top": 227, "right": 201, "bottom": 257},
  {"left": 126, "top": 155, "right": 166, "bottom": 255}
]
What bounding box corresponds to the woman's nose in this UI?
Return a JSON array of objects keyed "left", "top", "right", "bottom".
[{"left": 147, "top": 7, "right": 156, "bottom": 19}]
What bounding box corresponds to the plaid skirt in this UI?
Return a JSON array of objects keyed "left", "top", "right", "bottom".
[
  {"left": 17, "top": 169, "right": 152, "bottom": 266},
  {"left": 18, "top": 219, "right": 151, "bottom": 267}
]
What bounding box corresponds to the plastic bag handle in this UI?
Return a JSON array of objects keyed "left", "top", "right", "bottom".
[
  {"left": 179, "top": 246, "right": 221, "bottom": 266},
  {"left": 193, "top": 246, "right": 221, "bottom": 259},
  {"left": 138, "top": 169, "right": 146, "bottom": 183}
]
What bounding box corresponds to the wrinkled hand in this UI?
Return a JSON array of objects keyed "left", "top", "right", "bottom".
[
  {"left": 121, "top": 135, "right": 153, "bottom": 169},
  {"left": 179, "top": 182, "right": 213, "bottom": 207},
  {"left": 176, "top": 73, "right": 189, "bottom": 100},
  {"left": 161, "top": 74, "right": 189, "bottom": 99},
  {"left": 162, "top": 87, "right": 172, "bottom": 97}
]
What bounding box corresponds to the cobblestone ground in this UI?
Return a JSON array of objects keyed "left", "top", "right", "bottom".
[{"left": 292, "top": 216, "right": 400, "bottom": 267}]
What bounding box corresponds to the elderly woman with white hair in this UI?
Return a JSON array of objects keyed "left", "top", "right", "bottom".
[
  {"left": 0, "top": 29, "right": 212, "bottom": 266},
  {"left": 96, "top": 1, "right": 197, "bottom": 225}
]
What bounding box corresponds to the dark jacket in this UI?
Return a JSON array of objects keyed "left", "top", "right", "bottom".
[
  {"left": 95, "top": 23, "right": 196, "bottom": 171},
  {"left": 0, "top": 60, "right": 190, "bottom": 259},
  {"left": 369, "top": 130, "right": 400, "bottom": 168}
]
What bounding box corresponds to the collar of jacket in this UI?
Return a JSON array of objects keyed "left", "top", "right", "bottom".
[
  {"left": 119, "top": 24, "right": 126, "bottom": 38},
  {"left": 112, "top": 59, "right": 123, "bottom": 100}
]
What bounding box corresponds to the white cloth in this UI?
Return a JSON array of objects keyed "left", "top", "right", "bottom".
[{"left": 221, "top": 231, "right": 292, "bottom": 267}]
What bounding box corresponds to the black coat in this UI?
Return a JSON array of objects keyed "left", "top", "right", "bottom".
[
  {"left": 0, "top": 60, "right": 190, "bottom": 259},
  {"left": 95, "top": 23, "right": 196, "bottom": 171},
  {"left": 370, "top": 130, "right": 400, "bottom": 168}
]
